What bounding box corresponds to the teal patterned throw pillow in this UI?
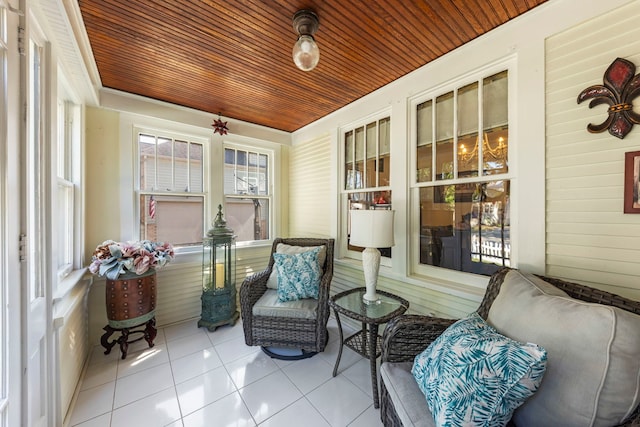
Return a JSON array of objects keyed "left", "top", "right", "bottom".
[
  {"left": 412, "top": 312, "right": 547, "bottom": 427},
  {"left": 274, "top": 247, "right": 321, "bottom": 302}
]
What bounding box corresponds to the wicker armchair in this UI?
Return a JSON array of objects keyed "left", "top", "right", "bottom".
[
  {"left": 379, "top": 268, "right": 640, "bottom": 427},
  {"left": 239, "top": 238, "right": 334, "bottom": 354}
]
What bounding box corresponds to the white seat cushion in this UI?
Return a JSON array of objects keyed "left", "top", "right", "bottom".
[
  {"left": 487, "top": 270, "right": 640, "bottom": 427},
  {"left": 252, "top": 289, "right": 317, "bottom": 320}
]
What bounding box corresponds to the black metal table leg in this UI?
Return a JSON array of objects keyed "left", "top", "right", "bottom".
[{"left": 332, "top": 308, "right": 344, "bottom": 377}]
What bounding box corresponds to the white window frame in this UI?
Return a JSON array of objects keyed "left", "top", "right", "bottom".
[
  {"left": 409, "top": 60, "right": 515, "bottom": 288},
  {"left": 135, "top": 125, "right": 209, "bottom": 252},
  {"left": 223, "top": 142, "right": 274, "bottom": 246},
  {"left": 54, "top": 98, "right": 78, "bottom": 283},
  {"left": 339, "top": 109, "right": 392, "bottom": 262}
]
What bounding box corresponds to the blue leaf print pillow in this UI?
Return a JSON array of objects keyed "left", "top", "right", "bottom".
[
  {"left": 411, "top": 312, "right": 547, "bottom": 427},
  {"left": 274, "top": 247, "right": 322, "bottom": 302}
]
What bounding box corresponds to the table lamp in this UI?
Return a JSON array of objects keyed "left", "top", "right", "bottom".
[{"left": 350, "top": 209, "right": 395, "bottom": 303}]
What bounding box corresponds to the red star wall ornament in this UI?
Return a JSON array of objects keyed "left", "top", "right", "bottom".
[{"left": 212, "top": 113, "right": 229, "bottom": 135}]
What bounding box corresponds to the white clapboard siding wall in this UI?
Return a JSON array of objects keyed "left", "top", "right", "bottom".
[
  {"left": 56, "top": 278, "right": 91, "bottom": 422},
  {"left": 87, "top": 245, "right": 272, "bottom": 344},
  {"left": 332, "top": 263, "right": 481, "bottom": 319},
  {"left": 545, "top": 0, "right": 640, "bottom": 301},
  {"left": 289, "top": 133, "right": 333, "bottom": 238},
  {"left": 155, "top": 247, "right": 272, "bottom": 326},
  {"left": 154, "top": 260, "right": 202, "bottom": 326}
]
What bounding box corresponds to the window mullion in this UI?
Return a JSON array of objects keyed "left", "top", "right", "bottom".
[
  {"left": 153, "top": 136, "right": 158, "bottom": 191},
  {"left": 186, "top": 142, "right": 191, "bottom": 192},
  {"left": 171, "top": 138, "right": 176, "bottom": 191},
  {"left": 375, "top": 119, "right": 380, "bottom": 188},
  {"left": 453, "top": 90, "right": 459, "bottom": 179},
  {"left": 431, "top": 98, "right": 436, "bottom": 182},
  {"left": 350, "top": 129, "right": 355, "bottom": 189},
  {"left": 478, "top": 78, "right": 484, "bottom": 175},
  {"left": 233, "top": 149, "right": 238, "bottom": 194}
]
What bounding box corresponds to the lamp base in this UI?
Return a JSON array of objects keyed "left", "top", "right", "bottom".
[
  {"left": 362, "top": 247, "right": 381, "bottom": 305},
  {"left": 362, "top": 294, "right": 381, "bottom": 305}
]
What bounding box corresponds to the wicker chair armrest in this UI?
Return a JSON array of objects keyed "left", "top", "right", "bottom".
[
  {"left": 381, "top": 314, "right": 457, "bottom": 363},
  {"left": 239, "top": 269, "right": 270, "bottom": 312}
]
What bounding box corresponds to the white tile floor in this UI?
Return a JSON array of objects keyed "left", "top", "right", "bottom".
[{"left": 68, "top": 317, "right": 384, "bottom": 427}]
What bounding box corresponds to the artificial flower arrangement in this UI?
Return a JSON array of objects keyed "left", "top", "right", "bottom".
[{"left": 89, "top": 239, "right": 175, "bottom": 280}]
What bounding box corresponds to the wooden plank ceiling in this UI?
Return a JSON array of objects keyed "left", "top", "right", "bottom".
[{"left": 79, "top": 0, "right": 547, "bottom": 133}]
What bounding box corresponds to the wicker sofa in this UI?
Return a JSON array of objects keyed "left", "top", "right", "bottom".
[
  {"left": 379, "top": 268, "right": 640, "bottom": 427},
  {"left": 239, "top": 237, "right": 334, "bottom": 354}
]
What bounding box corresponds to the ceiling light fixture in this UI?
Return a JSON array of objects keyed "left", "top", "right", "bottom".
[{"left": 292, "top": 10, "right": 320, "bottom": 72}]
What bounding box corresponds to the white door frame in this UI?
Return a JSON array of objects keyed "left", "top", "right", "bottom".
[
  {"left": 1, "top": 1, "right": 23, "bottom": 426},
  {"left": 21, "top": 9, "right": 53, "bottom": 427}
]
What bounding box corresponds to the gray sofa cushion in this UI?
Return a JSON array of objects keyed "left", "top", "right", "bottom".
[
  {"left": 380, "top": 362, "right": 435, "bottom": 427},
  {"left": 488, "top": 270, "right": 640, "bottom": 427}
]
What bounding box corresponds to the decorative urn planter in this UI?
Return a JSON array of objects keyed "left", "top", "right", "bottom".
[
  {"left": 101, "top": 269, "right": 158, "bottom": 359},
  {"left": 89, "top": 239, "right": 174, "bottom": 359},
  {"left": 105, "top": 269, "right": 157, "bottom": 329}
]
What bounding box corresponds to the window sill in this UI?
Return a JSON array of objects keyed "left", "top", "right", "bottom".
[{"left": 53, "top": 267, "right": 89, "bottom": 303}]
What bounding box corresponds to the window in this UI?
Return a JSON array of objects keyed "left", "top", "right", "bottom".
[
  {"left": 138, "top": 131, "right": 205, "bottom": 247},
  {"left": 56, "top": 100, "right": 78, "bottom": 281},
  {"left": 223, "top": 146, "right": 271, "bottom": 243},
  {"left": 342, "top": 115, "right": 392, "bottom": 258},
  {"left": 414, "top": 70, "right": 510, "bottom": 276}
]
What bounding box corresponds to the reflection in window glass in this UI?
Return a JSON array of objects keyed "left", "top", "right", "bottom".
[
  {"left": 416, "top": 70, "right": 508, "bottom": 182},
  {"left": 483, "top": 71, "right": 509, "bottom": 175},
  {"left": 379, "top": 117, "right": 391, "bottom": 187},
  {"left": 417, "top": 100, "right": 433, "bottom": 182},
  {"left": 138, "top": 132, "right": 205, "bottom": 247},
  {"left": 457, "top": 82, "right": 479, "bottom": 177},
  {"left": 140, "top": 194, "right": 203, "bottom": 246},
  {"left": 139, "top": 134, "right": 203, "bottom": 192},
  {"left": 344, "top": 116, "right": 392, "bottom": 258},
  {"left": 435, "top": 93, "right": 454, "bottom": 181},
  {"left": 344, "top": 130, "right": 354, "bottom": 189},
  {"left": 355, "top": 127, "right": 365, "bottom": 189},
  {"left": 418, "top": 180, "right": 510, "bottom": 275},
  {"left": 190, "top": 143, "right": 203, "bottom": 192},
  {"left": 174, "top": 140, "right": 189, "bottom": 192},
  {"left": 347, "top": 191, "right": 392, "bottom": 258},
  {"left": 225, "top": 198, "right": 269, "bottom": 242},
  {"left": 224, "top": 147, "right": 271, "bottom": 243},
  {"left": 414, "top": 69, "right": 510, "bottom": 276}
]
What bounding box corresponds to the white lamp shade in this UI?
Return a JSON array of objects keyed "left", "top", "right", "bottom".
[{"left": 350, "top": 210, "right": 395, "bottom": 248}]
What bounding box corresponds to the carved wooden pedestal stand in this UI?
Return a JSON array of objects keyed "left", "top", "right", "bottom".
[{"left": 100, "top": 270, "right": 157, "bottom": 359}]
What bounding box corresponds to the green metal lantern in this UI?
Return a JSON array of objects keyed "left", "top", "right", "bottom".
[{"left": 198, "top": 205, "right": 239, "bottom": 331}]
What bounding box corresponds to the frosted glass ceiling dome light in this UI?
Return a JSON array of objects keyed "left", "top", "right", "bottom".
[{"left": 292, "top": 10, "right": 320, "bottom": 71}]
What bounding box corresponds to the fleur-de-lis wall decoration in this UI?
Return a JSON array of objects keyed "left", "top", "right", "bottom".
[
  {"left": 577, "top": 57, "right": 640, "bottom": 139},
  {"left": 212, "top": 113, "right": 229, "bottom": 136}
]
